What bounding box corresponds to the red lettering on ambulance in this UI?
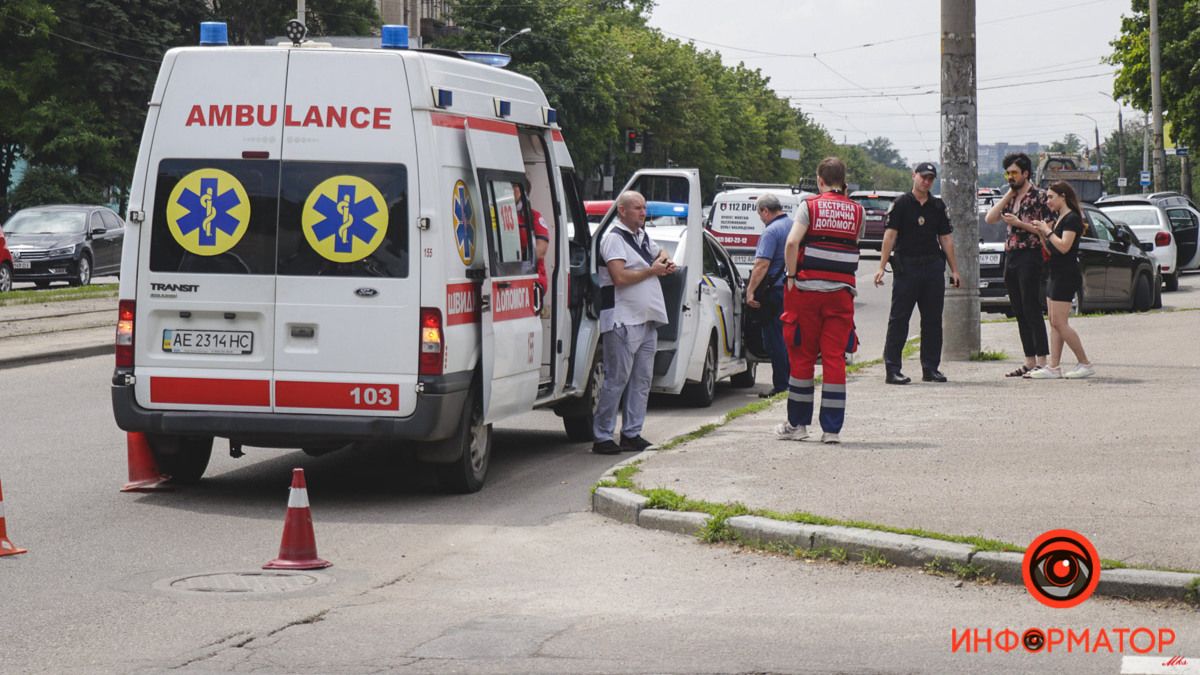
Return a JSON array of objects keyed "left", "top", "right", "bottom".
[
  {"left": 235, "top": 104, "right": 254, "bottom": 126},
  {"left": 373, "top": 108, "right": 391, "bottom": 129},
  {"left": 350, "top": 107, "right": 371, "bottom": 129},
  {"left": 257, "top": 104, "right": 277, "bottom": 126},
  {"left": 302, "top": 106, "right": 325, "bottom": 127},
  {"left": 285, "top": 104, "right": 301, "bottom": 126},
  {"left": 185, "top": 105, "right": 206, "bottom": 126},
  {"left": 209, "top": 104, "right": 232, "bottom": 127},
  {"left": 326, "top": 106, "right": 347, "bottom": 128}
]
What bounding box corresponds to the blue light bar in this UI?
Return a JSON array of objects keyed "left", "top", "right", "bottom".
[
  {"left": 646, "top": 201, "right": 688, "bottom": 218},
  {"left": 434, "top": 88, "right": 452, "bottom": 109},
  {"left": 381, "top": 25, "right": 409, "bottom": 49},
  {"left": 495, "top": 99, "right": 511, "bottom": 118},
  {"left": 199, "top": 22, "right": 228, "bottom": 46},
  {"left": 544, "top": 108, "right": 558, "bottom": 125},
  {"left": 460, "top": 52, "right": 512, "bottom": 68}
]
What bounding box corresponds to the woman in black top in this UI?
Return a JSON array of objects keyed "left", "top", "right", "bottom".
[{"left": 1027, "top": 181, "right": 1094, "bottom": 379}]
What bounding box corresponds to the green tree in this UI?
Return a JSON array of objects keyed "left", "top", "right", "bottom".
[
  {"left": 211, "top": 0, "right": 380, "bottom": 46},
  {"left": 1047, "top": 133, "right": 1085, "bottom": 155},
  {"left": 860, "top": 137, "right": 907, "bottom": 170},
  {"left": 0, "top": 0, "right": 56, "bottom": 217},
  {"left": 1107, "top": 0, "right": 1200, "bottom": 156}
]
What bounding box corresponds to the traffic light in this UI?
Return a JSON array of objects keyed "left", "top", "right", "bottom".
[{"left": 625, "top": 128, "right": 643, "bottom": 154}]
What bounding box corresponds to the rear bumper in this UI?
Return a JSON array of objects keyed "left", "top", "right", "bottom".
[{"left": 111, "top": 371, "right": 472, "bottom": 446}]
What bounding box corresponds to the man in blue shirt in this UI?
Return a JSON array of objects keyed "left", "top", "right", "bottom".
[{"left": 744, "top": 194, "right": 792, "bottom": 397}]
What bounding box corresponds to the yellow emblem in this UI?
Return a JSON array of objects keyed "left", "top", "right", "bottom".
[
  {"left": 166, "top": 169, "right": 251, "bottom": 256},
  {"left": 301, "top": 175, "right": 389, "bottom": 263}
]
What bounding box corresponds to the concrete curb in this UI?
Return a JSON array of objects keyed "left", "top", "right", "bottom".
[
  {"left": 591, "top": 487, "right": 1200, "bottom": 604},
  {"left": 0, "top": 343, "right": 112, "bottom": 370}
]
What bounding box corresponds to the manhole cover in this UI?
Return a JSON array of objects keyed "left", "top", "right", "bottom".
[{"left": 168, "top": 572, "right": 321, "bottom": 594}]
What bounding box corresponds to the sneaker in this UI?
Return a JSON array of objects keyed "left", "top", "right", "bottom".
[
  {"left": 821, "top": 432, "right": 840, "bottom": 444},
  {"left": 1064, "top": 364, "right": 1095, "bottom": 379},
  {"left": 591, "top": 440, "right": 622, "bottom": 455},
  {"left": 619, "top": 434, "right": 654, "bottom": 452},
  {"left": 1026, "top": 366, "right": 1063, "bottom": 379},
  {"left": 775, "top": 423, "right": 809, "bottom": 441}
]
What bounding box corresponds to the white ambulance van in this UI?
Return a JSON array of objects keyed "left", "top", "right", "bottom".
[
  {"left": 705, "top": 183, "right": 813, "bottom": 279},
  {"left": 111, "top": 23, "right": 605, "bottom": 493}
]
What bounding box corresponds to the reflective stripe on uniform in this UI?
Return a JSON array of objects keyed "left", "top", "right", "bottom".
[{"left": 802, "top": 247, "right": 860, "bottom": 264}]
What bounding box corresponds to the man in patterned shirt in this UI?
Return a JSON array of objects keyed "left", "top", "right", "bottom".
[{"left": 985, "top": 152, "right": 1053, "bottom": 377}]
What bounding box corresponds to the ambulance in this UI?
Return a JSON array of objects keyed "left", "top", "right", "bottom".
[
  {"left": 705, "top": 182, "right": 813, "bottom": 278},
  {"left": 110, "top": 23, "right": 615, "bottom": 493}
]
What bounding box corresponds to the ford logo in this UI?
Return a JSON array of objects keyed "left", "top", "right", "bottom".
[{"left": 355, "top": 287, "right": 379, "bottom": 298}]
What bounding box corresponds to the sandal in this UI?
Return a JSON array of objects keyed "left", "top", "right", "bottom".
[{"left": 1005, "top": 365, "right": 1031, "bottom": 377}]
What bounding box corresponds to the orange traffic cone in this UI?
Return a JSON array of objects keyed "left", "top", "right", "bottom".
[
  {"left": 0, "top": 477, "right": 28, "bottom": 557},
  {"left": 121, "top": 432, "right": 172, "bottom": 492},
  {"left": 264, "top": 468, "right": 331, "bottom": 570}
]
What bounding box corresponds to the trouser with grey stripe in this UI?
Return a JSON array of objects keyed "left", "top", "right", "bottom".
[
  {"left": 781, "top": 288, "right": 854, "bottom": 433},
  {"left": 593, "top": 322, "right": 658, "bottom": 442}
]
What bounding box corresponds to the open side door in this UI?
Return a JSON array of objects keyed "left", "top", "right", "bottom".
[
  {"left": 595, "top": 169, "right": 703, "bottom": 394},
  {"left": 464, "top": 119, "right": 542, "bottom": 423}
]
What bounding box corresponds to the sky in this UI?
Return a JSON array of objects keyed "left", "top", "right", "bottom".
[{"left": 645, "top": 0, "right": 1141, "bottom": 169}]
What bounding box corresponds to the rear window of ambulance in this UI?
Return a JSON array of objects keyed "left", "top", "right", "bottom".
[{"left": 150, "top": 159, "right": 408, "bottom": 278}]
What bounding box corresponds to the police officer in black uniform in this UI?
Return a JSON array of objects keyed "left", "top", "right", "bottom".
[{"left": 873, "top": 162, "right": 962, "bottom": 384}]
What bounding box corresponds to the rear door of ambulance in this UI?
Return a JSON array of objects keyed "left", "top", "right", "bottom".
[
  {"left": 134, "top": 49, "right": 285, "bottom": 414},
  {"left": 272, "top": 50, "right": 418, "bottom": 418}
]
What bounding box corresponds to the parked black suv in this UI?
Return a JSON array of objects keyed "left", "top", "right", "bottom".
[
  {"left": 978, "top": 202, "right": 1161, "bottom": 314},
  {"left": 3, "top": 205, "right": 125, "bottom": 287}
]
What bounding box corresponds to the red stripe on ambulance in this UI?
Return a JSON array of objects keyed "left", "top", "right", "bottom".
[
  {"left": 150, "top": 377, "right": 270, "bottom": 407},
  {"left": 275, "top": 381, "right": 400, "bottom": 411},
  {"left": 492, "top": 279, "right": 537, "bottom": 322},
  {"left": 446, "top": 282, "right": 481, "bottom": 326},
  {"left": 430, "top": 113, "right": 518, "bottom": 136}
]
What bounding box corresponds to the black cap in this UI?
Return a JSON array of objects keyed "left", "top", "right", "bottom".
[{"left": 914, "top": 162, "right": 937, "bottom": 177}]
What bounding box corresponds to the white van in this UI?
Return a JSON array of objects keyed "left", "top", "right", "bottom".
[
  {"left": 705, "top": 184, "right": 813, "bottom": 278},
  {"left": 110, "top": 24, "right": 605, "bottom": 493}
]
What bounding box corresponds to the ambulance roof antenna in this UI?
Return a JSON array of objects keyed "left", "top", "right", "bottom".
[{"left": 285, "top": 19, "right": 307, "bottom": 47}]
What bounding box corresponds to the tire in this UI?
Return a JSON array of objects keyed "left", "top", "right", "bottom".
[
  {"left": 561, "top": 357, "right": 603, "bottom": 442},
  {"left": 0, "top": 262, "right": 11, "bottom": 293},
  {"left": 729, "top": 360, "right": 756, "bottom": 388},
  {"left": 1164, "top": 273, "right": 1179, "bottom": 292},
  {"left": 34, "top": 280, "right": 51, "bottom": 289},
  {"left": 1152, "top": 280, "right": 1163, "bottom": 309},
  {"left": 1132, "top": 274, "right": 1153, "bottom": 312},
  {"left": 681, "top": 338, "right": 717, "bottom": 408},
  {"left": 69, "top": 254, "right": 92, "bottom": 287},
  {"left": 434, "top": 384, "right": 492, "bottom": 494},
  {"left": 146, "top": 434, "right": 213, "bottom": 485},
  {"left": 1070, "top": 289, "right": 1085, "bottom": 316}
]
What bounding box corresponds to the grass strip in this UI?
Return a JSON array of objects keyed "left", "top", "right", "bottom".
[{"left": 0, "top": 284, "right": 118, "bottom": 307}]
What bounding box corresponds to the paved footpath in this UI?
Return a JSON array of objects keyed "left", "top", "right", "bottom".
[{"left": 633, "top": 308, "right": 1200, "bottom": 572}]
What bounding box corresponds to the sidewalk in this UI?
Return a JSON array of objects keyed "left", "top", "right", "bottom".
[
  {"left": 632, "top": 309, "right": 1200, "bottom": 571},
  {"left": 0, "top": 297, "right": 115, "bottom": 369}
]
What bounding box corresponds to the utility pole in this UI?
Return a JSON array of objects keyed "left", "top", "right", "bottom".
[
  {"left": 1143, "top": 112, "right": 1150, "bottom": 175},
  {"left": 297, "top": 0, "right": 305, "bottom": 23},
  {"left": 1150, "top": 0, "right": 1167, "bottom": 192},
  {"left": 940, "top": 0, "right": 979, "bottom": 359},
  {"left": 1117, "top": 106, "right": 1126, "bottom": 194}
]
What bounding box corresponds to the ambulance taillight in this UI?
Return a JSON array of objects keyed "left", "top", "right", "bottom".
[
  {"left": 419, "top": 308, "right": 444, "bottom": 376},
  {"left": 115, "top": 300, "right": 135, "bottom": 368}
]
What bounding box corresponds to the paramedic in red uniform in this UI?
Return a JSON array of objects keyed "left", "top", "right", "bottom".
[
  {"left": 777, "top": 157, "right": 864, "bottom": 444},
  {"left": 514, "top": 183, "right": 549, "bottom": 307}
]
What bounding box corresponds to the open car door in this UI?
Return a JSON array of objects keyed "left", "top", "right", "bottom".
[
  {"left": 464, "top": 120, "right": 542, "bottom": 423},
  {"left": 594, "top": 169, "right": 703, "bottom": 394}
]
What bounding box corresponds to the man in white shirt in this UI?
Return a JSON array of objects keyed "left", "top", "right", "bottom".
[{"left": 593, "top": 190, "right": 676, "bottom": 454}]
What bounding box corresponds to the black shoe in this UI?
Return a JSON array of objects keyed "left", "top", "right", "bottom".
[
  {"left": 922, "top": 369, "right": 948, "bottom": 383},
  {"left": 592, "top": 440, "right": 622, "bottom": 455},
  {"left": 885, "top": 372, "right": 911, "bottom": 385},
  {"left": 620, "top": 435, "right": 654, "bottom": 452},
  {"left": 758, "top": 388, "right": 786, "bottom": 399}
]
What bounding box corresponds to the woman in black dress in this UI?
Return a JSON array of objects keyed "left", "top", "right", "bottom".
[{"left": 1027, "top": 181, "right": 1094, "bottom": 379}]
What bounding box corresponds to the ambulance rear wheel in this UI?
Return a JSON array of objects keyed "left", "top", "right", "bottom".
[
  {"left": 562, "top": 357, "right": 603, "bottom": 442},
  {"left": 434, "top": 386, "right": 492, "bottom": 494},
  {"left": 730, "top": 361, "right": 756, "bottom": 388},
  {"left": 146, "top": 434, "right": 213, "bottom": 485}
]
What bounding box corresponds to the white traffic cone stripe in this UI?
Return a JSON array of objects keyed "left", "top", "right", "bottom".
[
  {"left": 287, "top": 488, "right": 310, "bottom": 509},
  {"left": 1, "top": 540, "right": 12, "bottom": 551}
]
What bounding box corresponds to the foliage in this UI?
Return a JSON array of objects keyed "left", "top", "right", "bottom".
[
  {"left": 860, "top": 136, "right": 908, "bottom": 170},
  {"left": 211, "top": 0, "right": 380, "bottom": 47},
  {"left": 1047, "top": 133, "right": 1085, "bottom": 155},
  {"left": 9, "top": 164, "right": 106, "bottom": 209},
  {"left": 0, "top": 0, "right": 57, "bottom": 218},
  {"left": 1100, "top": 117, "right": 1195, "bottom": 196},
  {"left": 1107, "top": 1, "right": 1200, "bottom": 157}
]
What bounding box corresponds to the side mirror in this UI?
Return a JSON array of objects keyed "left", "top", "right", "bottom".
[
  {"left": 1113, "top": 227, "right": 1131, "bottom": 245},
  {"left": 91, "top": 227, "right": 106, "bottom": 236}
]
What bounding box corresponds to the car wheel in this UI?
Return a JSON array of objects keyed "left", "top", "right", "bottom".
[
  {"left": 561, "top": 357, "right": 603, "bottom": 442},
  {"left": 0, "top": 262, "right": 11, "bottom": 293},
  {"left": 1132, "top": 274, "right": 1153, "bottom": 312},
  {"left": 682, "top": 338, "right": 717, "bottom": 408},
  {"left": 730, "top": 361, "right": 757, "bottom": 388},
  {"left": 434, "top": 383, "right": 492, "bottom": 494},
  {"left": 1070, "top": 289, "right": 1085, "bottom": 316},
  {"left": 1151, "top": 280, "right": 1163, "bottom": 309},
  {"left": 69, "top": 254, "right": 92, "bottom": 287},
  {"left": 1164, "top": 273, "right": 1179, "bottom": 292},
  {"left": 146, "top": 434, "right": 213, "bottom": 484}
]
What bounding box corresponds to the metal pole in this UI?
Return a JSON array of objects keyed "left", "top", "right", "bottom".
[
  {"left": 1143, "top": 112, "right": 1150, "bottom": 176},
  {"left": 1117, "top": 106, "right": 1126, "bottom": 194},
  {"left": 1183, "top": 156, "right": 1193, "bottom": 200},
  {"left": 1150, "top": 0, "right": 1167, "bottom": 192},
  {"left": 297, "top": 0, "right": 304, "bottom": 23},
  {"left": 940, "top": 0, "right": 979, "bottom": 359}
]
